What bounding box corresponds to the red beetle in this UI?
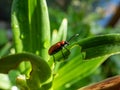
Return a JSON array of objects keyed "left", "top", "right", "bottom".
[
  {"left": 48, "top": 34, "right": 79, "bottom": 61},
  {"left": 48, "top": 41, "right": 69, "bottom": 55}
]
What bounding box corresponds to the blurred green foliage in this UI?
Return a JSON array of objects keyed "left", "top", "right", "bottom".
[
  {"left": 0, "top": 29, "right": 8, "bottom": 45},
  {"left": 0, "top": 29, "right": 11, "bottom": 57}
]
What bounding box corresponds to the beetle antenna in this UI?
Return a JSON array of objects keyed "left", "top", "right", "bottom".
[{"left": 67, "top": 34, "right": 79, "bottom": 42}]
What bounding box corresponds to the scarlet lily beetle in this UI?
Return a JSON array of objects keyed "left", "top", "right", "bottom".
[{"left": 48, "top": 34, "right": 79, "bottom": 61}]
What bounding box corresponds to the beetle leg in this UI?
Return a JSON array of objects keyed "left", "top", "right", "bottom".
[
  {"left": 53, "top": 55, "right": 55, "bottom": 62},
  {"left": 61, "top": 49, "right": 66, "bottom": 59},
  {"left": 64, "top": 46, "right": 70, "bottom": 53}
]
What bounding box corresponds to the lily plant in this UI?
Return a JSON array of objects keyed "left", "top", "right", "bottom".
[{"left": 0, "top": 0, "right": 120, "bottom": 90}]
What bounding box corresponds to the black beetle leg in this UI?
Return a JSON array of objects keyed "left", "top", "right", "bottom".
[
  {"left": 61, "top": 49, "right": 66, "bottom": 59},
  {"left": 53, "top": 55, "right": 55, "bottom": 62}
]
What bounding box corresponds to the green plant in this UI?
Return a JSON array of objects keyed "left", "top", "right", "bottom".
[{"left": 0, "top": 0, "right": 120, "bottom": 90}]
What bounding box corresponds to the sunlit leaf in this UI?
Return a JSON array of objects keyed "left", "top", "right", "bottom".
[
  {"left": 11, "top": 0, "right": 50, "bottom": 61},
  {"left": 53, "top": 34, "right": 120, "bottom": 90}
]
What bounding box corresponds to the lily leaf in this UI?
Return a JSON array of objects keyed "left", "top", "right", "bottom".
[
  {"left": 78, "top": 34, "right": 120, "bottom": 59},
  {"left": 53, "top": 34, "right": 120, "bottom": 90},
  {"left": 11, "top": 0, "right": 50, "bottom": 61},
  {"left": 0, "top": 53, "right": 52, "bottom": 89}
]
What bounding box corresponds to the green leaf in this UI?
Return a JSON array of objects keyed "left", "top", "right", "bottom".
[
  {"left": 0, "top": 29, "right": 8, "bottom": 45},
  {"left": 78, "top": 34, "right": 120, "bottom": 59},
  {"left": 0, "top": 43, "right": 12, "bottom": 57},
  {"left": 8, "top": 70, "right": 20, "bottom": 85},
  {"left": 57, "top": 18, "right": 68, "bottom": 41},
  {"left": 0, "top": 53, "right": 52, "bottom": 89},
  {"left": 53, "top": 34, "right": 120, "bottom": 90},
  {"left": 11, "top": 0, "right": 50, "bottom": 61},
  {"left": 51, "top": 18, "right": 68, "bottom": 45},
  {"left": 53, "top": 55, "right": 108, "bottom": 90}
]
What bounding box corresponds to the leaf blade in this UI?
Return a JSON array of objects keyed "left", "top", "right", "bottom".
[
  {"left": 11, "top": 0, "right": 50, "bottom": 60},
  {"left": 0, "top": 53, "right": 52, "bottom": 89},
  {"left": 53, "top": 34, "right": 120, "bottom": 89}
]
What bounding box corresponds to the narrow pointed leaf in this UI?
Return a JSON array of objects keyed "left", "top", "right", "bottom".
[{"left": 78, "top": 34, "right": 120, "bottom": 59}]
